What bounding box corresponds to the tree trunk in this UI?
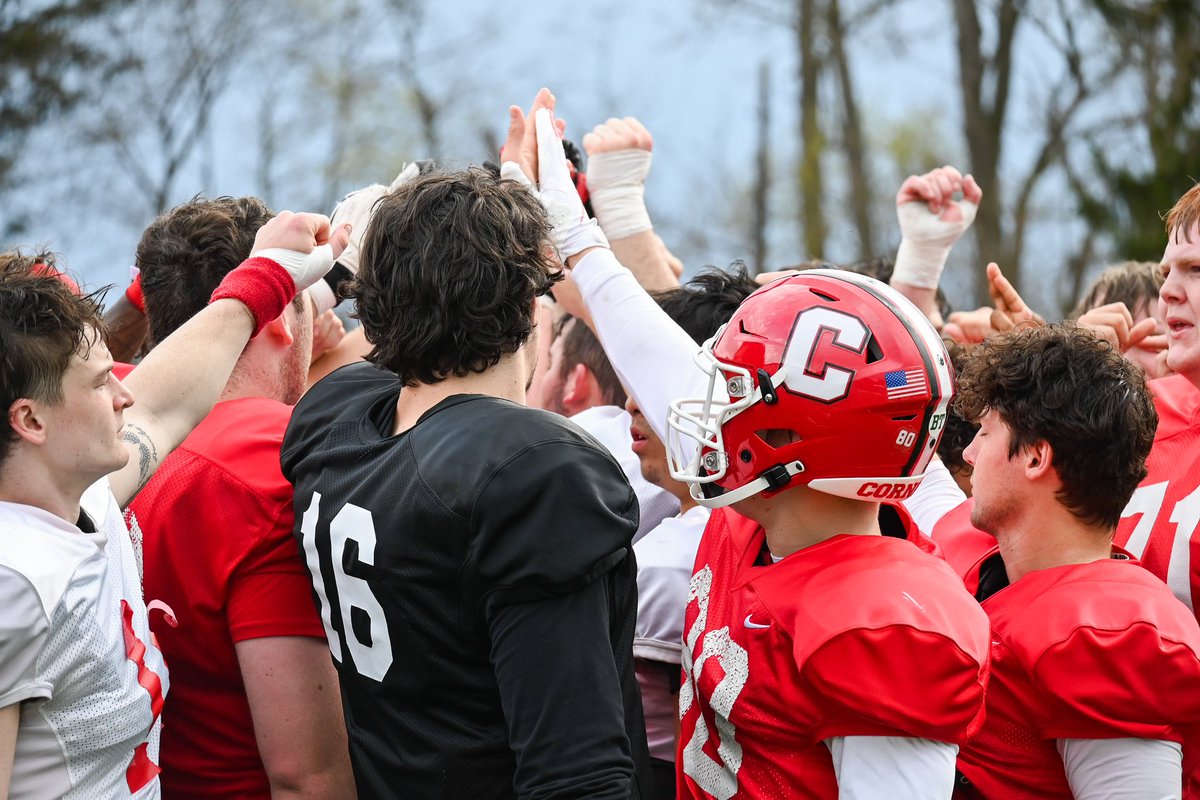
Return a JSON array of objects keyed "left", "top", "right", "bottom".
[
  {"left": 827, "top": 0, "right": 874, "bottom": 258},
  {"left": 751, "top": 61, "right": 771, "bottom": 274},
  {"left": 797, "top": 0, "right": 827, "bottom": 259},
  {"left": 952, "top": 0, "right": 1019, "bottom": 305}
]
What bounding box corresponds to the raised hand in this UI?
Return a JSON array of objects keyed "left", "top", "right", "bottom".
[
  {"left": 500, "top": 88, "right": 562, "bottom": 186},
  {"left": 583, "top": 117, "right": 654, "bottom": 240},
  {"left": 330, "top": 161, "right": 425, "bottom": 276},
  {"left": 250, "top": 211, "right": 350, "bottom": 293},
  {"left": 941, "top": 263, "right": 1043, "bottom": 344},
  {"left": 894, "top": 165, "right": 982, "bottom": 290},
  {"left": 986, "top": 262, "right": 1043, "bottom": 332},
  {"left": 501, "top": 95, "right": 608, "bottom": 265}
]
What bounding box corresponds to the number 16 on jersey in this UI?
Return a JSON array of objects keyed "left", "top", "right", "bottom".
[{"left": 299, "top": 491, "right": 394, "bottom": 680}]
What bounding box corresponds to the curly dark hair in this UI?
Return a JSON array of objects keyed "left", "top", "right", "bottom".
[
  {"left": 136, "top": 195, "right": 275, "bottom": 347},
  {"left": 353, "top": 166, "right": 561, "bottom": 386},
  {"left": 0, "top": 251, "right": 106, "bottom": 465},
  {"left": 653, "top": 262, "right": 759, "bottom": 345},
  {"left": 954, "top": 323, "right": 1157, "bottom": 529}
]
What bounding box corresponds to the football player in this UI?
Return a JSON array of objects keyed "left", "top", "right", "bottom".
[
  {"left": 662, "top": 271, "right": 990, "bottom": 798},
  {"left": 521, "top": 101, "right": 989, "bottom": 795},
  {"left": 0, "top": 215, "right": 344, "bottom": 798},
  {"left": 625, "top": 269, "right": 758, "bottom": 800},
  {"left": 953, "top": 323, "right": 1200, "bottom": 797},
  {"left": 127, "top": 196, "right": 354, "bottom": 798},
  {"left": 1116, "top": 182, "right": 1200, "bottom": 618},
  {"left": 280, "top": 90, "right": 650, "bottom": 799}
]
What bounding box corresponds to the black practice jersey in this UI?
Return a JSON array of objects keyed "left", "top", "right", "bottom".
[{"left": 282, "top": 363, "right": 650, "bottom": 799}]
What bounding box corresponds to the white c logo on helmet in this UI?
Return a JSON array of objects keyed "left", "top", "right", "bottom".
[{"left": 782, "top": 307, "right": 869, "bottom": 403}]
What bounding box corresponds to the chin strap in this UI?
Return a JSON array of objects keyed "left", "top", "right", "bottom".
[{"left": 693, "top": 460, "right": 805, "bottom": 509}]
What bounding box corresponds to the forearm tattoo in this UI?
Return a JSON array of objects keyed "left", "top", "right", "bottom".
[{"left": 121, "top": 423, "right": 160, "bottom": 491}]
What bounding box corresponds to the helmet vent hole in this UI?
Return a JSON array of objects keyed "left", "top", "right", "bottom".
[
  {"left": 756, "top": 429, "right": 801, "bottom": 448},
  {"left": 865, "top": 335, "right": 883, "bottom": 363},
  {"left": 740, "top": 449, "right": 753, "bottom": 463},
  {"left": 811, "top": 289, "right": 838, "bottom": 302},
  {"left": 738, "top": 320, "right": 770, "bottom": 339},
  {"left": 892, "top": 414, "right": 917, "bottom": 421}
]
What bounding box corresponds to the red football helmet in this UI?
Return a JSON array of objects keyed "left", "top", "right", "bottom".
[{"left": 666, "top": 269, "right": 954, "bottom": 508}]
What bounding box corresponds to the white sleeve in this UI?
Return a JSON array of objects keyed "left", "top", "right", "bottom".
[
  {"left": 571, "top": 248, "right": 709, "bottom": 446},
  {"left": 824, "top": 736, "right": 957, "bottom": 800},
  {"left": 1057, "top": 738, "right": 1182, "bottom": 800},
  {"left": 902, "top": 459, "right": 966, "bottom": 537}
]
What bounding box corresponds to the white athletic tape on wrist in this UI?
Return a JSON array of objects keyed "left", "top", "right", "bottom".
[
  {"left": 892, "top": 200, "right": 978, "bottom": 289},
  {"left": 500, "top": 161, "right": 532, "bottom": 186},
  {"left": 587, "top": 149, "right": 652, "bottom": 240},
  {"left": 307, "top": 279, "right": 337, "bottom": 316},
  {"left": 330, "top": 163, "right": 423, "bottom": 276},
  {"left": 253, "top": 245, "right": 334, "bottom": 294}
]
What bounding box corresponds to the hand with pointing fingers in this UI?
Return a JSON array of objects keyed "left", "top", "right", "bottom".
[{"left": 985, "top": 262, "right": 1043, "bottom": 333}]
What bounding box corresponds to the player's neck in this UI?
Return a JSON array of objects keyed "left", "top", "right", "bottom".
[
  {"left": 392, "top": 353, "right": 529, "bottom": 436},
  {"left": 0, "top": 452, "right": 85, "bottom": 524},
  {"left": 995, "top": 503, "right": 1113, "bottom": 583},
  {"left": 217, "top": 345, "right": 298, "bottom": 405},
  {"left": 738, "top": 486, "right": 880, "bottom": 559},
  {"left": 660, "top": 477, "right": 698, "bottom": 513}
]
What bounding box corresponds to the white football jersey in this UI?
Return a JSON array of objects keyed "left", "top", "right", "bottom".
[{"left": 0, "top": 479, "right": 167, "bottom": 799}]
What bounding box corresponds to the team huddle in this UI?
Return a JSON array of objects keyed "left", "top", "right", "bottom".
[{"left": 2, "top": 86, "right": 1199, "bottom": 799}]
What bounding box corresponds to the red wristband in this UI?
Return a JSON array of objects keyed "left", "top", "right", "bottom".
[
  {"left": 124, "top": 274, "right": 146, "bottom": 314},
  {"left": 208, "top": 257, "right": 296, "bottom": 337}
]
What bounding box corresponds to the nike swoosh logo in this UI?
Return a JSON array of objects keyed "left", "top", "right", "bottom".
[{"left": 744, "top": 614, "right": 771, "bottom": 630}]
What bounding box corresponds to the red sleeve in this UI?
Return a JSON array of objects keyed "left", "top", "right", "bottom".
[
  {"left": 802, "top": 624, "right": 988, "bottom": 745},
  {"left": 226, "top": 493, "right": 325, "bottom": 643},
  {"left": 1032, "top": 622, "right": 1200, "bottom": 742}
]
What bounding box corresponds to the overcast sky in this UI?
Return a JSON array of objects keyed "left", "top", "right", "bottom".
[{"left": 14, "top": 0, "right": 1124, "bottom": 314}]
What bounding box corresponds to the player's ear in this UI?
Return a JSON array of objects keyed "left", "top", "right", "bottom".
[
  {"left": 562, "top": 363, "right": 590, "bottom": 407},
  {"left": 563, "top": 363, "right": 605, "bottom": 415},
  {"left": 8, "top": 398, "right": 48, "bottom": 446},
  {"left": 260, "top": 311, "right": 295, "bottom": 347},
  {"left": 1024, "top": 439, "right": 1053, "bottom": 481}
]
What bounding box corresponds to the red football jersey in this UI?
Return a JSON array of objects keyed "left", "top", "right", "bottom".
[
  {"left": 677, "top": 508, "right": 990, "bottom": 799},
  {"left": 128, "top": 398, "right": 325, "bottom": 799},
  {"left": 957, "top": 551, "right": 1200, "bottom": 798},
  {"left": 930, "top": 498, "right": 996, "bottom": 592},
  {"left": 1116, "top": 374, "right": 1200, "bottom": 617}
]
